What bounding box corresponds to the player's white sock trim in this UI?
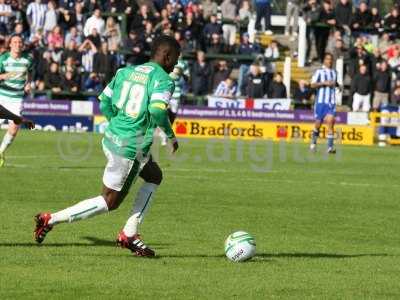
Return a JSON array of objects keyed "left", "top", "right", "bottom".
[
  {"left": 123, "top": 182, "right": 158, "bottom": 237},
  {"left": 49, "top": 196, "right": 108, "bottom": 225},
  {"left": 0, "top": 132, "right": 14, "bottom": 153}
]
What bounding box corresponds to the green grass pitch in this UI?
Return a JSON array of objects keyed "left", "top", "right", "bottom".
[{"left": 1, "top": 130, "right": 400, "bottom": 299}]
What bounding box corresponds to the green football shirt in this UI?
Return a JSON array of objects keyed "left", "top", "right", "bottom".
[
  {"left": 0, "top": 52, "right": 32, "bottom": 102},
  {"left": 98, "top": 61, "right": 175, "bottom": 159}
]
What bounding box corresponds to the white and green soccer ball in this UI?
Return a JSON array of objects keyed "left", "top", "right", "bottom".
[{"left": 224, "top": 231, "right": 256, "bottom": 262}]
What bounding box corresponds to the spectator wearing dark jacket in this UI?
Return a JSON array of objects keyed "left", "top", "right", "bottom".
[
  {"left": 180, "top": 12, "right": 201, "bottom": 45},
  {"left": 373, "top": 61, "right": 391, "bottom": 110},
  {"left": 384, "top": 7, "right": 400, "bottom": 38},
  {"left": 87, "top": 28, "right": 102, "bottom": 49},
  {"left": 294, "top": 80, "right": 312, "bottom": 108},
  {"left": 236, "top": 33, "right": 261, "bottom": 96},
  {"left": 212, "top": 60, "right": 231, "bottom": 91},
  {"left": 62, "top": 71, "right": 79, "bottom": 92},
  {"left": 45, "top": 62, "right": 63, "bottom": 93},
  {"left": 371, "top": 7, "right": 383, "bottom": 33},
  {"left": 315, "top": 1, "right": 336, "bottom": 62},
  {"left": 348, "top": 44, "right": 370, "bottom": 77},
  {"left": 124, "top": 30, "right": 146, "bottom": 65},
  {"left": 302, "top": 0, "right": 321, "bottom": 62},
  {"left": 203, "top": 14, "right": 223, "bottom": 45},
  {"left": 335, "top": 0, "right": 353, "bottom": 29},
  {"left": 352, "top": 2, "right": 372, "bottom": 32},
  {"left": 246, "top": 64, "right": 267, "bottom": 98},
  {"left": 351, "top": 64, "right": 372, "bottom": 112},
  {"left": 62, "top": 40, "right": 81, "bottom": 65},
  {"left": 130, "top": 4, "right": 155, "bottom": 31},
  {"left": 191, "top": 51, "right": 212, "bottom": 95},
  {"left": 268, "top": 73, "right": 287, "bottom": 98},
  {"left": 206, "top": 33, "right": 225, "bottom": 54},
  {"left": 93, "top": 42, "right": 117, "bottom": 84}
]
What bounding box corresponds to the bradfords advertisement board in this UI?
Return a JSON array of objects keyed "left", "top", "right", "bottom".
[
  {"left": 173, "top": 118, "right": 374, "bottom": 145},
  {"left": 23, "top": 115, "right": 93, "bottom": 132},
  {"left": 207, "top": 96, "right": 291, "bottom": 110},
  {"left": 178, "top": 106, "right": 347, "bottom": 124}
]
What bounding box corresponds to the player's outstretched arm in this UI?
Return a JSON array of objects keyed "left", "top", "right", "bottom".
[
  {"left": 0, "top": 104, "right": 35, "bottom": 129},
  {"left": 149, "top": 102, "right": 178, "bottom": 153}
]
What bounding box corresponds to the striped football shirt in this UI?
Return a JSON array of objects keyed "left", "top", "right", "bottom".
[
  {"left": 0, "top": 3, "right": 12, "bottom": 24},
  {"left": 311, "top": 66, "right": 337, "bottom": 105},
  {"left": 26, "top": 2, "right": 47, "bottom": 30},
  {"left": 0, "top": 52, "right": 33, "bottom": 102}
]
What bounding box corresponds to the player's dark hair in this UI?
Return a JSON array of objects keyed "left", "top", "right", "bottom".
[
  {"left": 324, "top": 52, "right": 333, "bottom": 59},
  {"left": 9, "top": 34, "right": 23, "bottom": 40},
  {"left": 150, "top": 35, "right": 181, "bottom": 58}
]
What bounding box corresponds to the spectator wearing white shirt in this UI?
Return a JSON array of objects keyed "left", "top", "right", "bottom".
[
  {"left": 27, "top": 0, "right": 47, "bottom": 34},
  {"left": 239, "top": 0, "right": 252, "bottom": 21},
  {"left": 43, "top": 1, "right": 58, "bottom": 34},
  {"left": 83, "top": 9, "right": 105, "bottom": 37},
  {"left": 0, "top": 0, "right": 11, "bottom": 35},
  {"left": 264, "top": 40, "right": 280, "bottom": 75}
]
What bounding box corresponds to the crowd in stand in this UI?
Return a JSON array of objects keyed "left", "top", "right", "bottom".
[
  {"left": 0, "top": 0, "right": 399, "bottom": 111},
  {"left": 292, "top": 0, "right": 400, "bottom": 111},
  {"left": 0, "top": 0, "right": 284, "bottom": 101}
]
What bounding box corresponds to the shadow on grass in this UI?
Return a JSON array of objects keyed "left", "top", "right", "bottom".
[
  {"left": 0, "top": 239, "right": 391, "bottom": 260},
  {"left": 0, "top": 236, "right": 169, "bottom": 248},
  {"left": 158, "top": 252, "right": 391, "bottom": 260}
]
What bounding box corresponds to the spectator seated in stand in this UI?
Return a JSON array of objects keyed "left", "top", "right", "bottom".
[
  {"left": 62, "top": 70, "right": 79, "bottom": 93},
  {"left": 191, "top": 50, "right": 211, "bottom": 96},
  {"left": 246, "top": 64, "right": 267, "bottom": 99},
  {"left": 84, "top": 72, "right": 103, "bottom": 101},
  {"left": 214, "top": 77, "right": 237, "bottom": 98},
  {"left": 268, "top": 73, "right": 287, "bottom": 99},
  {"left": 0, "top": 0, "right": 398, "bottom": 113},
  {"left": 212, "top": 60, "right": 231, "bottom": 92},
  {"left": 206, "top": 33, "right": 225, "bottom": 55},
  {"left": 294, "top": 80, "right": 312, "bottom": 108},
  {"left": 44, "top": 62, "right": 63, "bottom": 93}
]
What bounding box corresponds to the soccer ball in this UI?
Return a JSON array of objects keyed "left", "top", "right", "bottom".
[{"left": 224, "top": 231, "right": 256, "bottom": 262}]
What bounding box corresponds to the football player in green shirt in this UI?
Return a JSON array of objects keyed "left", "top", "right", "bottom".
[
  {"left": 0, "top": 34, "right": 33, "bottom": 167},
  {"left": 34, "top": 35, "right": 181, "bottom": 257}
]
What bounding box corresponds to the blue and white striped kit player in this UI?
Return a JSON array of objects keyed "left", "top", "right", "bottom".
[
  {"left": 311, "top": 66, "right": 337, "bottom": 121},
  {"left": 310, "top": 53, "right": 338, "bottom": 154}
]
